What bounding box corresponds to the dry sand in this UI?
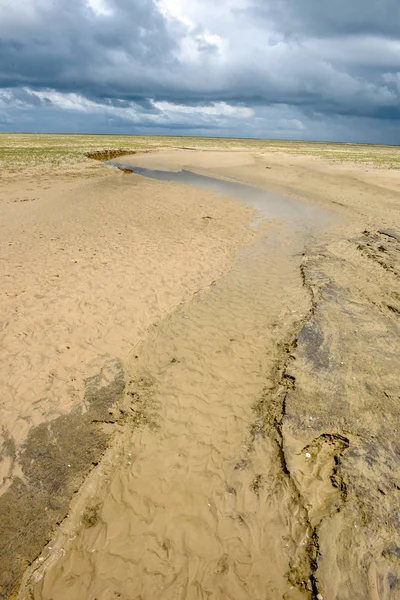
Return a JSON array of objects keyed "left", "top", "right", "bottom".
[{"left": 0, "top": 148, "right": 399, "bottom": 600}]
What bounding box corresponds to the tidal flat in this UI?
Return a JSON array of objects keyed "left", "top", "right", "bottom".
[{"left": 0, "top": 134, "right": 399, "bottom": 600}]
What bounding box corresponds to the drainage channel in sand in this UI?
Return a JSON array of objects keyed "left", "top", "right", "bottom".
[
  {"left": 25, "top": 171, "right": 338, "bottom": 600},
  {"left": 107, "top": 163, "right": 332, "bottom": 229}
]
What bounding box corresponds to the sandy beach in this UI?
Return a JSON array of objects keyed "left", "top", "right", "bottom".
[{"left": 1, "top": 139, "right": 399, "bottom": 599}]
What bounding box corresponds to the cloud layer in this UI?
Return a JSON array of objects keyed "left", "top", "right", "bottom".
[{"left": 0, "top": 0, "right": 399, "bottom": 142}]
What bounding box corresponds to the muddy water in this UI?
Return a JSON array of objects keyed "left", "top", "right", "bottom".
[{"left": 30, "top": 175, "right": 336, "bottom": 600}]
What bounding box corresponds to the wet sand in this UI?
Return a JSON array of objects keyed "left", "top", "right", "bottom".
[
  {"left": 1, "top": 149, "right": 399, "bottom": 599},
  {"left": 0, "top": 169, "right": 254, "bottom": 597}
]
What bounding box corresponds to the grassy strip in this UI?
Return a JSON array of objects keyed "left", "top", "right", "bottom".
[{"left": 0, "top": 133, "right": 399, "bottom": 172}]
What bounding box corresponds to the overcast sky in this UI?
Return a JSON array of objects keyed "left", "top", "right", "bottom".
[{"left": 0, "top": 0, "right": 399, "bottom": 142}]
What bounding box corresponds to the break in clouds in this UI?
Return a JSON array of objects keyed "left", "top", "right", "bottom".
[{"left": 0, "top": 0, "right": 399, "bottom": 142}]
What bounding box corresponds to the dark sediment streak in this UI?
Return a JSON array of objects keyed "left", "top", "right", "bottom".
[{"left": 0, "top": 359, "right": 124, "bottom": 599}]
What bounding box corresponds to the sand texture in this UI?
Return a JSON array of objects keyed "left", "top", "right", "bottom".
[{"left": 0, "top": 142, "right": 399, "bottom": 599}]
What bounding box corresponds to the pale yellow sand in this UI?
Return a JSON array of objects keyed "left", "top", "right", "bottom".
[
  {"left": 0, "top": 170, "right": 254, "bottom": 486},
  {"left": 119, "top": 148, "right": 399, "bottom": 225},
  {"left": 0, "top": 145, "right": 399, "bottom": 600}
]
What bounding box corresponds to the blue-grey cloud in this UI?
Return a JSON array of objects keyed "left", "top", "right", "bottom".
[
  {"left": 248, "top": 0, "right": 400, "bottom": 38},
  {"left": 0, "top": 0, "right": 399, "bottom": 142}
]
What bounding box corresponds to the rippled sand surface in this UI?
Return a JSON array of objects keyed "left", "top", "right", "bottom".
[
  {"left": 0, "top": 169, "right": 254, "bottom": 597},
  {"left": 1, "top": 149, "right": 399, "bottom": 600},
  {"left": 31, "top": 227, "right": 313, "bottom": 600}
]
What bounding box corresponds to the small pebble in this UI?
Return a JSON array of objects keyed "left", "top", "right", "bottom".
[
  {"left": 305, "top": 452, "right": 311, "bottom": 459},
  {"left": 317, "top": 594, "right": 324, "bottom": 600}
]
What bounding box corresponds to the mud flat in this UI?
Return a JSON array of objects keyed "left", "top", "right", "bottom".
[{"left": 0, "top": 147, "right": 399, "bottom": 599}]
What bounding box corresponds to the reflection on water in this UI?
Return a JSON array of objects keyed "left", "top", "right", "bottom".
[{"left": 107, "top": 162, "right": 334, "bottom": 229}]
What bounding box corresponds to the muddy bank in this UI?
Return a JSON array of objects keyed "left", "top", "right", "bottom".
[
  {"left": 0, "top": 359, "right": 124, "bottom": 599},
  {"left": 283, "top": 229, "right": 400, "bottom": 599},
  {"left": 84, "top": 149, "right": 137, "bottom": 161}
]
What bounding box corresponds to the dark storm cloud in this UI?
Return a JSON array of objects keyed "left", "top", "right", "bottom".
[
  {"left": 0, "top": 0, "right": 399, "bottom": 141},
  {"left": 248, "top": 0, "right": 400, "bottom": 38},
  {"left": 0, "top": 0, "right": 180, "bottom": 94}
]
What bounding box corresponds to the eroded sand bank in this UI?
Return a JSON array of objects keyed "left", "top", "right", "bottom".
[{"left": 1, "top": 149, "right": 399, "bottom": 599}]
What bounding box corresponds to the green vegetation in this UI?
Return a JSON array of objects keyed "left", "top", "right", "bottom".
[{"left": 0, "top": 132, "right": 398, "bottom": 173}]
